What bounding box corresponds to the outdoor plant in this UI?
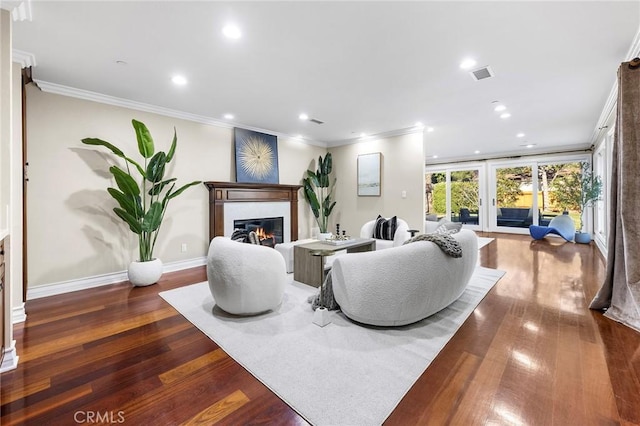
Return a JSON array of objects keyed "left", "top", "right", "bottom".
[
  {"left": 551, "top": 162, "right": 602, "bottom": 230},
  {"left": 82, "top": 119, "right": 200, "bottom": 262},
  {"left": 577, "top": 162, "right": 603, "bottom": 231},
  {"left": 303, "top": 153, "right": 336, "bottom": 233}
]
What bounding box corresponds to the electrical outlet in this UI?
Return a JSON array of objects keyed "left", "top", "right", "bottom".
[{"left": 181, "top": 243, "right": 187, "bottom": 253}]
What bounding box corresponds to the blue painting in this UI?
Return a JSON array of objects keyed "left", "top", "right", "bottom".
[{"left": 234, "top": 128, "right": 279, "bottom": 184}]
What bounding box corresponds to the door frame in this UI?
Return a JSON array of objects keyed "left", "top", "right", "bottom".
[
  {"left": 486, "top": 154, "right": 592, "bottom": 234},
  {"left": 425, "top": 162, "right": 487, "bottom": 231}
]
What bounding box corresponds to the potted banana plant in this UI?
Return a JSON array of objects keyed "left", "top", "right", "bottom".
[
  {"left": 82, "top": 119, "right": 200, "bottom": 286},
  {"left": 303, "top": 153, "right": 336, "bottom": 240}
]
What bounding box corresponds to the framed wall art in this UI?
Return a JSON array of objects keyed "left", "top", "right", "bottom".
[
  {"left": 357, "top": 152, "right": 381, "bottom": 196},
  {"left": 234, "top": 128, "right": 279, "bottom": 184}
]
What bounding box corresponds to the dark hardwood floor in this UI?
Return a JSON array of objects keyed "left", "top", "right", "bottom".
[{"left": 1, "top": 233, "right": 639, "bottom": 425}]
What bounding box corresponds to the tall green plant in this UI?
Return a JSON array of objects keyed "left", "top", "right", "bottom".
[
  {"left": 82, "top": 119, "right": 200, "bottom": 262},
  {"left": 577, "top": 162, "right": 602, "bottom": 231},
  {"left": 303, "top": 153, "right": 336, "bottom": 233}
]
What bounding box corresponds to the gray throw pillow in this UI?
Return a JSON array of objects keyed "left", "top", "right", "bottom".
[{"left": 434, "top": 219, "right": 462, "bottom": 235}]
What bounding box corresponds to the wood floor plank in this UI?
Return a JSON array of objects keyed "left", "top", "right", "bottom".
[
  {"left": 181, "top": 389, "right": 250, "bottom": 425},
  {"left": 19, "top": 306, "right": 178, "bottom": 362},
  {"left": 0, "top": 378, "right": 50, "bottom": 405},
  {"left": 416, "top": 351, "right": 482, "bottom": 425},
  {"left": 2, "top": 234, "right": 639, "bottom": 425},
  {"left": 1, "top": 384, "right": 93, "bottom": 426},
  {"left": 159, "top": 349, "right": 228, "bottom": 385}
]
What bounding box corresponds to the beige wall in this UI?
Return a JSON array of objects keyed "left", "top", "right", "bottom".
[
  {"left": 0, "top": 10, "right": 10, "bottom": 235},
  {"left": 26, "top": 86, "right": 325, "bottom": 287},
  {"left": 1, "top": 8, "right": 13, "bottom": 354},
  {"left": 11, "top": 62, "right": 23, "bottom": 308},
  {"left": 329, "top": 132, "right": 425, "bottom": 238}
]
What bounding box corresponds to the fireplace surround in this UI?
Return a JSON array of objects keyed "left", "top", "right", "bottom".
[{"left": 204, "top": 182, "right": 303, "bottom": 243}]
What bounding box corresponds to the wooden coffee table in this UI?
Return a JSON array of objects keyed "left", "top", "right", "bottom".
[{"left": 293, "top": 238, "right": 376, "bottom": 287}]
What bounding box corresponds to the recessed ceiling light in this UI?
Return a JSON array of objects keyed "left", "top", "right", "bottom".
[
  {"left": 526, "top": 144, "right": 536, "bottom": 148},
  {"left": 415, "top": 121, "right": 424, "bottom": 128},
  {"left": 171, "top": 75, "right": 187, "bottom": 85},
  {"left": 432, "top": 155, "right": 438, "bottom": 159},
  {"left": 459, "top": 58, "right": 477, "bottom": 70},
  {"left": 222, "top": 24, "right": 241, "bottom": 39},
  {"left": 517, "top": 133, "right": 525, "bottom": 138},
  {"left": 494, "top": 105, "right": 507, "bottom": 112},
  {"left": 223, "top": 113, "right": 234, "bottom": 120},
  {"left": 299, "top": 113, "right": 309, "bottom": 120},
  {"left": 360, "top": 133, "right": 367, "bottom": 138},
  {"left": 500, "top": 113, "right": 511, "bottom": 119},
  {"left": 426, "top": 127, "right": 434, "bottom": 133},
  {"left": 474, "top": 150, "right": 480, "bottom": 154}
]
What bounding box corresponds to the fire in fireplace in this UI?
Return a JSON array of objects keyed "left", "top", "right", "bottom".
[{"left": 233, "top": 216, "right": 284, "bottom": 247}]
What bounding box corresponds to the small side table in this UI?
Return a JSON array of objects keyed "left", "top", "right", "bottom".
[{"left": 407, "top": 229, "right": 420, "bottom": 237}]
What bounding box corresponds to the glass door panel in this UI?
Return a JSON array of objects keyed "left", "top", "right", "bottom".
[
  {"left": 450, "top": 170, "right": 480, "bottom": 227},
  {"left": 537, "top": 161, "right": 581, "bottom": 229},
  {"left": 425, "top": 171, "right": 446, "bottom": 221},
  {"left": 495, "top": 166, "right": 534, "bottom": 229}
]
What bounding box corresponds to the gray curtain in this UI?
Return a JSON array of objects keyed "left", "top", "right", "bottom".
[{"left": 590, "top": 59, "right": 640, "bottom": 333}]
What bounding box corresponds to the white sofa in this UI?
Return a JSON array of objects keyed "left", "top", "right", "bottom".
[
  {"left": 207, "top": 237, "right": 286, "bottom": 315},
  {"left": 425, "top": 219, "right": 440, "bottom": 233},
  {"left": 332, "top": 229, "right": 478, "bottom": 326},
  {"left": 274, "top": 238, "right": 316, "bottom": 273},
  {"left": 360, "top": 217, "right": 411, "bottom": 250}
]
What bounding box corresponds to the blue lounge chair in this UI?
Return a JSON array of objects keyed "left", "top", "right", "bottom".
[{"left": 529, "top": 213, "right": 575, "bottom": 242}]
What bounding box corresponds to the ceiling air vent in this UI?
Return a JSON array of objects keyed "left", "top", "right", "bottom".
[
  {"left": 470, "top": 66, "right": 494, "bottom": 81},
  {"left": 309, "top": 118, "right": 324, "bottom": 124}
]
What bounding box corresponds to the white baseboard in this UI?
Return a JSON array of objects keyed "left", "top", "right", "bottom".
[
  {"left": 12, "top": 303, "right": 26, "bottom": 323},
  {"left": 0, "top": 340, "right": 19, "bottom": 373},
  {"left": 27, "top": 257, "right": 207, "bottom": 300}
]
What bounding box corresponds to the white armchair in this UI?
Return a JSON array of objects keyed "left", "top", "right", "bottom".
[
  {"left": 207, "top": 237, "right": 286, "bottom": 315},
  {"left": 360, "top": 217, "right": 410, "bottom": 250}
]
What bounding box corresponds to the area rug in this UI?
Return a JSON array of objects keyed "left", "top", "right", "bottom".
[
  {"left": 477, "top": 236, "right": 494, "bottom": 249},
  {"left": 159, "top": 266, "right": 505, "bottom": 425}
]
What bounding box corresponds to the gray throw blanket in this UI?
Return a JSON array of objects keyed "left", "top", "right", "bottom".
[
  {"left": 403, "top": 233, "right": 462, "bottom": 258},
  {"left": 308, "top": 271, "right": 339, "bottom": 311}
]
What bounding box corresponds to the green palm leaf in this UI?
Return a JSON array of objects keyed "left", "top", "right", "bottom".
[{"left": 132, "top": 119, "right": 155, "bottom": 158}]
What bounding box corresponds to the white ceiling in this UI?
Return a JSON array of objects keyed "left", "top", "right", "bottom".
[{"left": 9, "top": 1, "right": 640, "bottom": 162}]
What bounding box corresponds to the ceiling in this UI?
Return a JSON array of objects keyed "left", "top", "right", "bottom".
[{"left": 9, "top": 1, "right": 640, "bottom": 162}]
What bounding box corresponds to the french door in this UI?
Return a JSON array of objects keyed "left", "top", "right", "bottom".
[
  {"left": 425, "top": 164, "right": 485, "bottom": 231},
  {"left": 487, "top": 156, "right": 590, "bottom": 234}
]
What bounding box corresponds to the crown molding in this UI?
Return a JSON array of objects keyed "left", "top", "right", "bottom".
[
  {"left": 12, "top": 49, "right": 35, "bottom": 68},
  {"left": 326, "top": 126, "right": 423, "bottom": 147},
  {"left": 425, "top": 145, "right": 591, "bottom": 166},
  {"left": 1, "top": 0, "right": 31, "bottom": 21},
  {"left": 34, "top": 80, "right": 328, "bottom": 148},
  {"left": 590, "top": 26, "right": 640, "bottom": 144}
]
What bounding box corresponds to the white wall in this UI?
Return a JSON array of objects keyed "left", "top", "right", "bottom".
[
  {"left": 329, "top": 132, "right": 424, "bottom": 238},
  {"left": 25, "top": 86, "right": 325, "bottom": 288}
]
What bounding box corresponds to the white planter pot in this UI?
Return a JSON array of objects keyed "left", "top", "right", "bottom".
[
  {"left": 318, "top": 232, "right": 332, "bottom": 241},
  {"left": 128, "top": 258, "right": 163, "bottom": 286}
]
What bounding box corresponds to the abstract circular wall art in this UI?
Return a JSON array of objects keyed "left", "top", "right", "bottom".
[{"left": 234, "top": 128, "right": 279, "bottom": 184}]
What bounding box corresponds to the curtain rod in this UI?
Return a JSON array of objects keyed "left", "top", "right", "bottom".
[{"left": 629, "top": 57, "right": 640, "bottom": 69}]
